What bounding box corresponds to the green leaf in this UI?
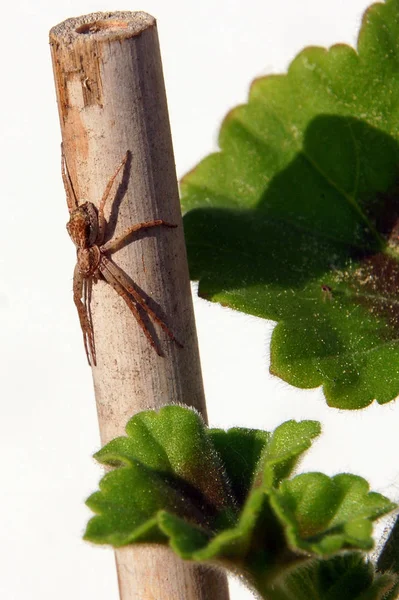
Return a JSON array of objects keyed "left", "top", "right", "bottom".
[
  {"left": 260, "top": 420, "right": 322, "bottom": 488},
  {"left": 84, "top": 407, "right": 395, "bottom": 597},
  {"left": 208, "top": 419, "right": 321, "bottom": 502},
  {"left": 270, "top": 473, "right": 396, "bottom": 555},
  {"left": 265, "top": 553, "right": 398, "bottom": 600},
  {"left": 207, "top": 426, "right": 271, "bottom": 504},
  {"left": 86, "top": 406, "right": 237, "bottom": 545},
  {"left": 181, "top": 0, "right": 399, "bottom": 409}
]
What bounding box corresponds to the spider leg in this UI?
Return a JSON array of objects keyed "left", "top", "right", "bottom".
[
  {"left": 97, "top": 152, "right": 129, "bottom": 243},
  {"left": 98, "top": 258, "right": 162, "bottom": 356},
  {"left": 85, "top": 276, "right": 95, "bottom": 357},
  {"left": 73, "top": 265, "right": 96, "bottom": 366},
  {"left": 101, "top": 255, "right": 183, "bottom": 348},
  {"left": 102, "top": 220, "right": 177, "bottom": 253},
  {"left": 61, "top": 143, "right": 79, "bottom": 213},
  {"left": 82, "top": 278, "right": 91, "bottom": 361}
]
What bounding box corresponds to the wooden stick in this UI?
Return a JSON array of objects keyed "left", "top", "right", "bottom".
[{"left": 49, "top": 12, "right": 230, "bottom": 600}]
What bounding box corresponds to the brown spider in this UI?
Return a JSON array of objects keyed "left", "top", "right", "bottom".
[{"left": 62, "top": 146, "right": 182, "bottom": 366}]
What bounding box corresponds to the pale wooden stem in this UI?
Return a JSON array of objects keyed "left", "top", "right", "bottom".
[{"left": 49, "top": 12, "right": 230, "bottom": 600}]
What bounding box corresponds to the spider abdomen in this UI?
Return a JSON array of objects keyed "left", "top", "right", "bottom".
[{"left": 77, "top": 246, "right": 101, "bottom": 276}]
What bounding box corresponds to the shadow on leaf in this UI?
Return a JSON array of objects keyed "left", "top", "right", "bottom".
[{"left": 183, "top": 116, "right": 399, "bottom": 407}]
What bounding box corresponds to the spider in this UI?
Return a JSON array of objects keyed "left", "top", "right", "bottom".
[{"left": 62, "top": 146, "right": 182, "bottom": 366}]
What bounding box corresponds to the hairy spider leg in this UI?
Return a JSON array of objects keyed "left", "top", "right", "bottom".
[
  {"left": 84, "top": 276, "right": 96, "bottom": 362},
  {"left": 73, "top": 265, "right": 96, "bottom": 366},
  {"left": 98, "top": 260, "right": 162, "bottom": 356},
  {"left": 97, "top": 151, "right": 129, "bottom": 244},
  {"left": 102, "top": 219, "right": 177, "bottom": 254},
  {"left": 101, "top": 256, "right": 183, "bottom": 348},
  {"left": 61, "top": 143, "right": 79, "bottom": 213}
]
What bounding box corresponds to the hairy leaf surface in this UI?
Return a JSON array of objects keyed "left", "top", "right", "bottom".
[
  {"left": 84, "top": 407, "right": 395, "bottom": 597},
  {"left": 181, "top": 0, "right": 399, "bottom": 408}
]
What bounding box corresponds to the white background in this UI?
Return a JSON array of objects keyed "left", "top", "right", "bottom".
[{"left": 1, "top": 1, "right": 399, "bottom": 598}]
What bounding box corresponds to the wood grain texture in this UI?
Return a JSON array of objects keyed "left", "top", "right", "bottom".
[{"left": 50, "top": 12, "right": 230, "bottom": 600}]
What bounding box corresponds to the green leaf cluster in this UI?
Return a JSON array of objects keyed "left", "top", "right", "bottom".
[{"left": 85, "top": 406, "right": 396, "bottom": 598}]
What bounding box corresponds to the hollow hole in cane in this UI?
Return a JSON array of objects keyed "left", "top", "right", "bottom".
[{"left": 76, "top": 20, "right": 129, "bottom": 34}]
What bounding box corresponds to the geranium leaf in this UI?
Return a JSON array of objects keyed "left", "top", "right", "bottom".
[
  {"left": 181, "top": 0, "right": 399, "bottom": 409},
  {"left": 207, "top": 427, "right": 271, "bottom": 504},
  {"left": 270, "top": 473, "right": 396, "bottom": 555},
  {"left": 84, "top": 407, "right": 395, "bottom": 598},
  {"left": 260, "top": 419, "right": 321, "bottom": 488},
  {"left": 264, "top": 553, "right": 398, "bottom": 600},
  {"left": 86, "top": 406, "right": 237, "bottom": 545},
  {"left": 207, "top": 419, "right": 320, "bottom": 502}
]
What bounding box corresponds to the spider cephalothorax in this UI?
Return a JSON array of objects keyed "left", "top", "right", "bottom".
[{"left": 62, "top": 146, "right": 182, "bottom": 366}]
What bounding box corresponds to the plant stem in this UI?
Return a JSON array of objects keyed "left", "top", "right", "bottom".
[{"left": 49, "top": 11, "right": 230, "bottom": 600}]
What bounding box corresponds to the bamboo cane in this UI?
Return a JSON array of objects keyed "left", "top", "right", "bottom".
[{"left": 49, "top": 11, "right": 230, "bottom": 600}]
